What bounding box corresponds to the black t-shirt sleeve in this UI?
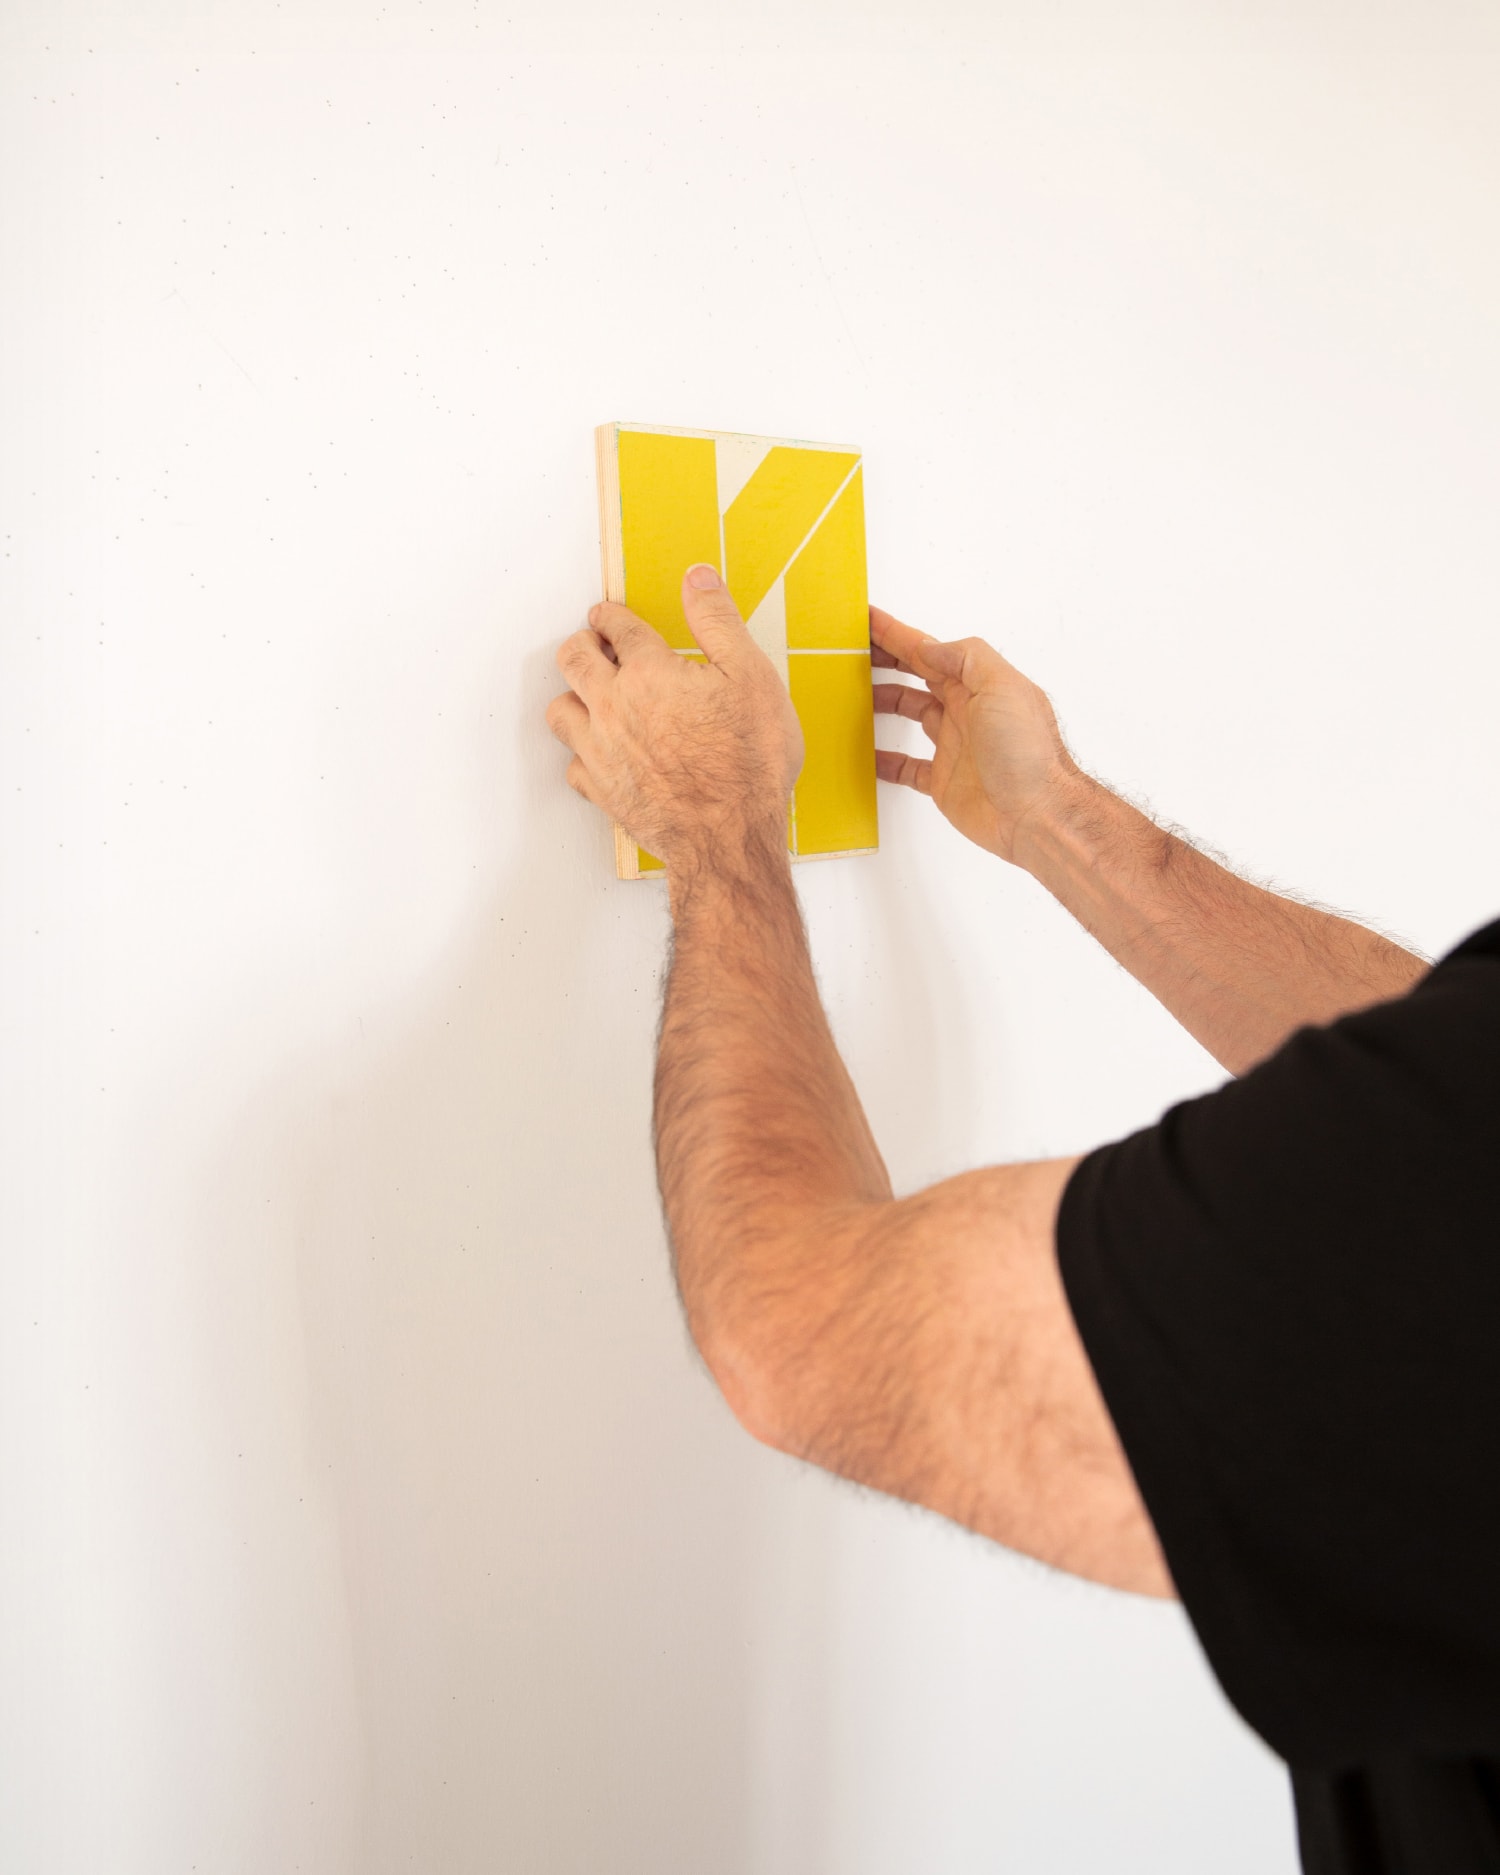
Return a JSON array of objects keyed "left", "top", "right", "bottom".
[{"left": 1055, "top": 931, "right": 1500, "bottom": 1771}]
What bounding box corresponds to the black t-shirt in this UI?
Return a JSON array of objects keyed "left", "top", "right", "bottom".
[{"left": 1056, "top": 917, "right": 1500, "bottom": 1873}]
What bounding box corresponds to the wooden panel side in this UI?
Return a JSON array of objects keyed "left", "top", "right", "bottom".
[
  {"left": 594, "top": 422, "right": 626, "bottom": 603},
  {"left": 596, "top": 425, "right": 640, "bottom": 878}
]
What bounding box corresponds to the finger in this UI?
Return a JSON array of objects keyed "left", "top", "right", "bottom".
[
  {"left": 680, "top": 564, "right": 752, "bottom": 664},
  {"left": 875, "top": 748, "right": 934, "bottom": 795},
  {"left": 587, "top": 601, "right": 674, "bottom": 667},
  {"left": 871, "top": 642, "right": 922, "bottom": 675},
  {"left": 918, "top": 638, "right": 969, "bottom": 682},
  {"left": 922, "top": 634, "right": 1019, "bottom": 688},
  {"left": 868, "top": 607, "right": 981, "bottom": 694},
  {"left": 870, "top": 606, "right": 945, "bottom": 679},
  {"left": 565, "top": 756, "right": 604, "bottom": 808},
  {"left": 872, "top": 683, "right": 943, "bottom": 742},
  {"left": 546, "top": 690, "right": 589, "bottom": 752},
  {"left": 556, "top": 627, "right": 617, "bottom": 702}
]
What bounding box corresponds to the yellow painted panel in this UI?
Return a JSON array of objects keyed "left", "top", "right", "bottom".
[
  {"left": 617, "top": 430, "right": 721, "bottom": 651},
  {"left": 724, "top": 447, "right": 858, "bottom": 625},
  {"left": 788, "top": 653, "right": 878, "bottom": 855},
  {"left": 785, "top": 466, "right": 868, "bottom": 649}
]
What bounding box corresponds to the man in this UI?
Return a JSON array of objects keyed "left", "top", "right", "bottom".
[{"left": 546, "top": 562, "right": 1500, "bottom": 1872}]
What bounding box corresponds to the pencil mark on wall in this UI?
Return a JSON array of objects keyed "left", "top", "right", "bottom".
[
  {"left": 787, "top": 165, "right": 870, "bottom": 383},
  {"left": 162, "top": 287, "right": 260, "bottom": 390}
]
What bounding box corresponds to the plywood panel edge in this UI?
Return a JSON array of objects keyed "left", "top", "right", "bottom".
[
  {"left": 594, "top": 423, "right": 642, "bottom": 879},
  {"left": 791, "top": 846, "right": 878, "bottom": 866},
  {"left": 614, "top": 421, "right": 861, "bottom": 457},
  {"left": 594, "top": 422, "right": 625, "bottom": 603},
  {"left": 613, "top": 821, "right": 645, "bottom": 881}
]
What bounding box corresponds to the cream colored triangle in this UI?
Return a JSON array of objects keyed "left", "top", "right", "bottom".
[
  {"left": 745, "top": 576, "right": 789, "bottom": 687},
  {"left": 715, "top": 434, "right": 774, "bottom": 515}
]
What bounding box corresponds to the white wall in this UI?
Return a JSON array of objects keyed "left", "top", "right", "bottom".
[{"left": 5, "top": 3, "right": 1498, "bottom": 1869}]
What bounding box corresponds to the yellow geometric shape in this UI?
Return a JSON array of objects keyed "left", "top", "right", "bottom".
[
  {"left": 785, "top": 466, "right": 868, "bottom": 649},
  {"left": 724, "top": 446, "right": 858, "bottom": 625},
  {"left": 596, "top": 424, "right": 876, "bottom": 878},
  {"left": 788, "top": 652, "right": 879, "bottom": 855},
  {"left": 617, "top": 430, "right": 720, "bottom": 651}
]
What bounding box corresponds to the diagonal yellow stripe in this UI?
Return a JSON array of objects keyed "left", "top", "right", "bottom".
[
  {"left": 723, "top": 447, "right": 858, "bottom": 625},
  {"left": 785, "top": 466, "right": 867, "bottom": 648}
]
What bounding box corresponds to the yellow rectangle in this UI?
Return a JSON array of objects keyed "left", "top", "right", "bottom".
[
  {"left": 615, "top": 429, "right": 720, "bottom": 652},
  {"left": 789, "top": 653, "right": 879, "bottom": 856}
]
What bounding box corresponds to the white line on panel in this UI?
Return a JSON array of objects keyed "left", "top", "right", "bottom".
[
  {"left": 781, "top": 457, "right": 861, "bottom": 582},
  {"left": 715, "top": 435, "right": 775, "bottom": 514}
]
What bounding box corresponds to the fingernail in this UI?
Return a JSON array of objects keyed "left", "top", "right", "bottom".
[
  {"left": 588, "top": 603, "right": 601, "bottom": 626},
  {"left": 686, "top": 563, "right": 722, "bottom": 591}
]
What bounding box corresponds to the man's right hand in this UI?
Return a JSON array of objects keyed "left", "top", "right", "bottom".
[
  {"left": 872, "top": 601, "right": 1426, "bottom": 1074},
  {"left": 870, "top": 606, "right": 1081, "bottom": 866}
]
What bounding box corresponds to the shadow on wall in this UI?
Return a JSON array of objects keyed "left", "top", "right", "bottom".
[
  {"left": 280, "top": 643, "right": 773, "bottom": 1874},
  {"left": 197, "top": 635, "right": 983, "bottom": 1874}
]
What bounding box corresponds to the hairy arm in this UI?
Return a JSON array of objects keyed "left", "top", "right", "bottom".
[
  {"left": 1014, "top": 776, "right": 1427, "bottom": 1076},
  {"left": 549, "top": 568, "right": 1171, "bottom": 1596},
  {"left": 872, "top": 608, "right": 1427, "bottom": 1074},
  {"left": 659, "top": 841, "right": 1170, "bottom": 1597}
]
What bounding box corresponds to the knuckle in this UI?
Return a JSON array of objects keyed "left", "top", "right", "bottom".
[{"left": 599, "top": 602, "right": 640, "bottom": 637}]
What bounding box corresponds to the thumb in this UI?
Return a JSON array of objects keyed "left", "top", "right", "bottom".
[{"left": 681, "top": 563, "right": 752, "bottom": 664}]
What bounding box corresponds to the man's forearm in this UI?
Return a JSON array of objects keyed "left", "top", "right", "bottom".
[
  {"left": 651, "top": 837, "right": 1172, "bottom": 1595},
  {"left": 654, "top": 836, "right": 892, "bottom": 1426},
  {"left": 1016, "top": 776, "right": 1428, "bottom": 1075}
]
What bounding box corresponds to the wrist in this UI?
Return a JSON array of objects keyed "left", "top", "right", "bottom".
[
  {"left": 1010, "top": 769, "right": 1112, "bottom": 881},
  {"left": 665, "top": 814, "right": 794, "bottom": 918}
]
